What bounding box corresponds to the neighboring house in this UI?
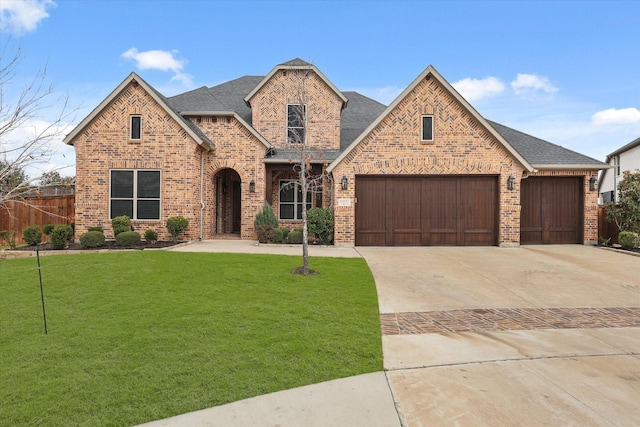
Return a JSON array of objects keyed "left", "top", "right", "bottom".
[
  {"left": 598, "top": 137, "right": 640, "bottom": 204},
  {"left": 64, "top": 59, "right": 606, "bottom": 246}
]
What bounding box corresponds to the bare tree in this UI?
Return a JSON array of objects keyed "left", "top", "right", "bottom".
[
  {"left": 285, "top": 68, "right": 333, "bottom": 275},
  {"left": 0, "top": 41, "right": 74, "bottom": 208}
]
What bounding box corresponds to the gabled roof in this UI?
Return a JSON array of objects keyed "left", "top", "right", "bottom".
[
  {"left": 244, "top": 58, "right": 348, "bottom": 109},
  {"left": 63, "top": 72, "right": 214, "bottom": 150},
  {"left": 605, "top": 136, "right": 640, "bottom": 162},
  {"left": 328, "top": 65, "right": 534, "bottom": 173},
  {"left": 489, "top": 121, "right": 606, "bottom": 170},
  {"left": 179, "top": 111, "right": 272, "bottom": 149}
]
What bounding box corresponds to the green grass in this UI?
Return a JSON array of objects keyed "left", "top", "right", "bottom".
[{"left": 0, "top": 252, "right": 382, "bottom": 426}]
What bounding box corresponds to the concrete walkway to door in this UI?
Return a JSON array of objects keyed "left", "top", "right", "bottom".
[{"left": 358, "top": 245, "right": 640, "bottom": 426}]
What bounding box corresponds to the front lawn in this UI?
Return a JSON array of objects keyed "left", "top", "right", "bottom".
[{"left": 0, "top": 251, "right": 382, "bottom": 426}]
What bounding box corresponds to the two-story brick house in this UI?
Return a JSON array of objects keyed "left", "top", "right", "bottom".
[{"left": 64, "top": 58, "right": 605, "bottom": 246}]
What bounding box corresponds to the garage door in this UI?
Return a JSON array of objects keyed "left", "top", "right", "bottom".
[
  {"left": 520, "top": 177, "right": 583, "bottom": 244},
  {"left": 355, "top": 176, "right": 498, "bottom": 246}
]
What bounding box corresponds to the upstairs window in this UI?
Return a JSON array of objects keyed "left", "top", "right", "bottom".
[
  {"left": 110, "top": 170, "right": 160, "bottom": 219},
  {"left": 287, "top": 104, "right": 306, "bottom": 143},
  {"left": 614, "top": 155, "right": 620, "bottom": 176},
  {"left": 130, "top": 115, "right": 141, "bottom": 140},
  {"left": 279, "top": 180, "right": 312, "bottom": 220},
  {"left": 421, "top": 115, "right": 434, "bottom": 141}
]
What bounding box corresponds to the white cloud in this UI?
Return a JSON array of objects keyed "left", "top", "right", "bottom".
[
  {"left": 591, "top": 107, "right": 640, "bottom": 126},
  {"left": 510, "top": 73, "right": 559, "bottom": 97},
  {"left": 452, "top": 77, "right": 505, "bottom": 102},
  {"left": 122, "top": 48, "right": 193, "bottom": 86},
  {"left": 0, "top": 0, "right": 55, "bottom": 34},
  {"left": 353, "top": 86, "right": 403, "bottom": 105}
]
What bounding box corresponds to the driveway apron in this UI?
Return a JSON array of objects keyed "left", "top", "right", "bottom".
[{"left": 358, "top": 245, "right": 640, "bottom": 427}]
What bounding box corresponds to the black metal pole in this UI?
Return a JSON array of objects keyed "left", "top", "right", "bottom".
[{"left": 36, "top": 246, "right": 48, "bottom": 334}]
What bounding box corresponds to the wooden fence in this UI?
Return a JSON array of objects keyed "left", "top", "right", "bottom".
[
  {"left": 598, "top": 205, "right": 620, "bottom": 244},
  {"left": 0, "top": 195, "right": 75, "bottom": 244}
]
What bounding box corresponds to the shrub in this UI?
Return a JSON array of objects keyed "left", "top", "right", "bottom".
[
  {"left": 254, "top": 203, "right": 278, "bottom": 228},
  {"left": 307, "top": 208, "right": 334, "bottom": 244},
  {"left": 23, "top": 225, "right": 42, "bottom": 246},
  {"left": 116, "top": 231, "right": 141, "bottom": 247},
  {"left": 166, "top": 216, "right": 188, "bottom": 243},
  {"left": 42, "top": 224, "right": 55, "bottom": 235},
  {"left": 288, "top": 228, "right": 303, "bottom": 244},
  {"left": 0, "top": 231, "right": 17, "bottom": 249},
  {"left": 274, "top": 227, "right": 286, "bottom": 243},
  {"left": 79, "top": 231, "right": 106, "bottom": 248},
  {"left": 88, "top": 226, "right": 104, "bottom": 233},
  {"left": 50, "top": 225, "right": 73, "bottom": 250},
  {"left": 618, "top": 231, "right": 639, "bottom": 250},
  {"left": 144, "top": 229, "right": 158, "bottom": 243},
  {"left": 112, "top": 216, "right": 131, "bottom": 236},
  {"left": 256, "top": 224, "right": 275, "bottom": 243}
]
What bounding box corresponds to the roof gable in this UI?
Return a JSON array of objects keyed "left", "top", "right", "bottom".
[
  {"left": 63, "top": 72, "right": 214, "bottom": 150},
  {"left": 328, "top": 65, "right": 534, "bottom": 173},
  {"left": 605, "top": 136, "right": 640, "bottom": 162},
  {"left": 244, "top": 58, "right": 348, "bottom": 108}
]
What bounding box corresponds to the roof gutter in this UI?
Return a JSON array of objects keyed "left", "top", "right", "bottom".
[{"left": 532, "top": 164, "right": 610, "bottom": 171}]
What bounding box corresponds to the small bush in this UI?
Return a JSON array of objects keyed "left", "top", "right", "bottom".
[
  {"left": 256, "top": 224, "right": 275, "bottom": 243},
  {"left": 166, "top": 216, "right": 188, "bottom": 243},
  {"left": 254, "top": 203, "right": 278, "bottom": 228},
  {"left": 88, "top": 226, "right": 104, "bottom": 233},
  {"left": 144, "top": 229, "right": 158, "bottom": 243},
  {"left": 288, "top": 228, "right": 303, "bottom": 244},
  {"left": 50, "top": 225, "right": 73, "bottom": 250},
  {"left": 79, "top": 231, "right": 106, "bottom": 248},
  {"left": 112, "top": 216, "right": 131, "bottom": 236},
  {"left": 42, "top": 224, "right": 55, "bottom": 235},
  {"left": 116, "top": 231, "right": 141, "bottom": 247},
  {"left": 618, "top": 231, "right": 639, "bottom": 250},
  {"left": 23, "top": 225, "right": 42, "bottom": 246},
  {"left": 0, "top": 231, "right": 17, "bottom": 249},
  {"left": 307, "top": 208, "right": 334, "bottom": 244},
  {"left": 274, "top": 227, "right": 286, "bottom": 243}
]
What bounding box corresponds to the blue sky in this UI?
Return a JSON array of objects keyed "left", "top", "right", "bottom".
[{"left": 2, "top": 0, "right": 639, "bottom": 177}]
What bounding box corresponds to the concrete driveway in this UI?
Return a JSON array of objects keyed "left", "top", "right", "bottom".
[{"left": 358, "top": 245, "right": 640, "bottom": 426}]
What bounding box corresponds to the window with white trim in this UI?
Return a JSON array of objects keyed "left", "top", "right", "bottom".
[
  {"left": 287, "top": 104, "right": 306, "bottom": 143},
  {"left": 110, "top": 170, "right": 160, "bottom": 219},
  {"left": 421, "top": 115, "right": 434, "bottom": 141},
  {"left": 130, "top": 115, "right": 141, "bottom": 140},
  {"left": 614, "top": 155, "right": 620, "bottom": 176},
  {"left": 279, "top": 180, "right": 312, "bottom": 220}
]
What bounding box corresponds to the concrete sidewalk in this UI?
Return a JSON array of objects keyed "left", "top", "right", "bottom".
[{"left": 169, "top": 239, "right": 361, "bottom": 258}]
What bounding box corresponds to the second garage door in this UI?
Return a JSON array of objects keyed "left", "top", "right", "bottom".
[{"left": 355, "top": 176, "right": 498, "bottom": 246}]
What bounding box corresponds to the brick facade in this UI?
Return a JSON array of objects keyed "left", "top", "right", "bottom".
[{"left": 69, "top": 63, "right": 603, "bottom": 247}]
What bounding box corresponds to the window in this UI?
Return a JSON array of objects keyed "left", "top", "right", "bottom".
[
  {"left": 130, "top": 115, "right": 141, "bottom": 140},
  {"left": 279, "top": 180, "right": 312, "bottom": 220},
  {"left": 421, "top": 115, "right": 434, "bottom": 141},
  {"left": 287, "top": 104, "right": 306, "bottom": 143},
  {"left": 110, "top": 170, "right": 160, "bottom": 219},
  {"left": 614, "top": 155, "right": 620, "bottom": 176}
]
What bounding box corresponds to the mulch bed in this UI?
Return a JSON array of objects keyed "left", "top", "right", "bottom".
[{"left": 12, "top": 241, "right": 181, "bottom": 252}]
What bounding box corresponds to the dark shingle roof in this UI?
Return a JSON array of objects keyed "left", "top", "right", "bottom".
[
  {"left": 279, "top": 58, "right": 313, "bottom": 67},
  {"left": 340, "top": 91, "right": 387, "bottom": 150},
  {"left": 488, "top": 120, "right": 605, "bottom": 167}
]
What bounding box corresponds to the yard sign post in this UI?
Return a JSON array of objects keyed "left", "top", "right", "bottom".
[{"left": 36, "top": 246, "right": 48, "bottom": 334}]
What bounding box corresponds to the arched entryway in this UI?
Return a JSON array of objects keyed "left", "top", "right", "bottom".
[{"left": 214, "top": 168, "right": 242, "bottom": 235}]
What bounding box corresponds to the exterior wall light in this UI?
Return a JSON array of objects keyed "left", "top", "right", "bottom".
[
  {"left": 341, "top": 176, "right": 348, "bottom": 191},
  {"left": 507, "top": 175, "right": 515, "bottom": 191},
  {"left": 249, "top": 180, "right": 255, "bottom": 193},
  {"left": 589, "top": 176, "right": 597, "bottom": 192}
]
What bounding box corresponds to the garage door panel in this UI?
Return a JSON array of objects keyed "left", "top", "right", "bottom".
[
  {"left": 356, "top": 176, "right": 497, "bottom": 246},
  {"left": 521, "top": 177, "right": 582, "bottom": 245}
]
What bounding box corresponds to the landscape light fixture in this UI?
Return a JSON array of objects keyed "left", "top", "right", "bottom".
[
  {"left": 341, "top": 176, "right": 348, "bottom": 191},
  {"left": 507, "top": 175, "right": 515, "bottom": 191}
]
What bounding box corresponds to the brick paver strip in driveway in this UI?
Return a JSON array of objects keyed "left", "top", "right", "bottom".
[{"left": 380, "top": 307, "right": 640, "bottom": 335}]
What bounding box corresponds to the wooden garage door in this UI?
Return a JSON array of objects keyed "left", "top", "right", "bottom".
[
  {"left": 355, "top": 176, "right": 498, "bottom": 246},
  {"left": 520, "top": 177, "right": 583, "bottom": 244}
]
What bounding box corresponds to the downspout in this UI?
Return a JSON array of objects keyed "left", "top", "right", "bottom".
[{"left": 200, "top": 150, "right": 204, "bottom": 241}]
